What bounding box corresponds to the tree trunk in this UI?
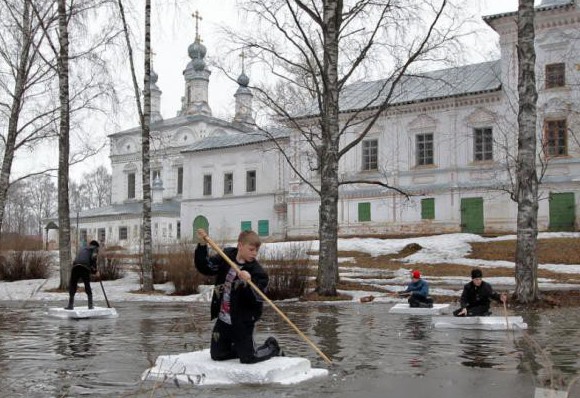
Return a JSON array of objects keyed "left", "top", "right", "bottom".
[
  {"left": 0, "top": 0, "right": 32, "bottom": 236},
  {"left": 57, "top": 0, "right": 72, "bottom": 289},
  {"left": 316, "top": 0, "right": 342, "bottom": 296},
  {"left": 514, "top": 0, "right": 539, "bottom": 303},
  {"left": 140, "top": 0, "right": 154, "bottom": 292}
]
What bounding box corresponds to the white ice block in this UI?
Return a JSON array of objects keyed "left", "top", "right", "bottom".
[
  {"left": 47, "top": 306, "right": 118, "bottom": 319},
  {"left": 433, "top": 316, "right": 527, "bottom": 330},
  {"left": 389, "top": 303, "right": 451, "bottom": 315},
  {"left": 534, "top": 388, "right": 568, "bottom": 398},
  {"left": 142, "top": 349, "right": 328, "bottom": 386}
]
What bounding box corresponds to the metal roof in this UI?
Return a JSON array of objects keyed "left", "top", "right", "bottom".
[
  {"left": 296, "top": 60, "right": 502, "bottom": 118},
  {"left": 483, "top": 0, "right": 575, "bottom": 22},
  {"left": 182, "top": 128, "right": 290, "bottom": 153},
  {"left": 75, "top": 200, "right": 180, "bottom": 219}
]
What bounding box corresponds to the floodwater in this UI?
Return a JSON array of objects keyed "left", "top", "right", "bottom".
[{"left": 0, "top": 300, "right": 579, "bottom": 398}]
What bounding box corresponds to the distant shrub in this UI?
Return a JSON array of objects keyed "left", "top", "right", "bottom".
[
  {"left": 0, "top": 234, "right": 43, "bottom": 251},
  {"left": 156, "top": 243, "right": 212, "bottom": 295},
  {"left": 261, "top": 242, "right": 312, "bottom": 300},
  {"left": 0, "top": 251, "right": 52, "bottom": 281}
]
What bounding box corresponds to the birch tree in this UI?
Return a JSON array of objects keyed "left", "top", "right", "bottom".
[
  {"left": 116, "top": 0, "right": 154, "bottom": 291},
  {"left": 231, "top": 0, "right": 465, "bottom": 295},
  {"left": 0, "top": 0, "right": 58, "bottom": 237},
  {"left": 514, "top": 0, "right": 539, "bottom": 303}
]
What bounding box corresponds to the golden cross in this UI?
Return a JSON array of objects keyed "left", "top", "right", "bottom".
[{"left": 192, "top": 10, "right": 203, "bottom": 41}]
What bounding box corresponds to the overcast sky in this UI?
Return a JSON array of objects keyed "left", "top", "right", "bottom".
[{"left": 15, "top": 0, "right": 527, "bottom": 182}]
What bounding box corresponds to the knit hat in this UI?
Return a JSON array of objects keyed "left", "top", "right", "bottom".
[
  {"left": 412, "top": 270, "right": 421, "bottom": 279},
  {"left": 471, "top": 268, "right": 483, "bottom": 279}
]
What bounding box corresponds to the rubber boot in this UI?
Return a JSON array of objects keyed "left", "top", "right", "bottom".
[
  {"left": 64, "top": 296, "right": 74, "bottom": 310},
  {"left": 88, "top": 294, "right": 94, "bottom": 310}
]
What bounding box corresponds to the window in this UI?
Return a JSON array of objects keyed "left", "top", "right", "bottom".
[
  {"left": 119, "top": 226, "right": 128, "bottom": 240},
  {"left": 246, "top": 170, "right": 256, "bottom": 192},
  {"left": 474, "top": 128, "right": 493, "bottom": 161},
  {"left": 98, "top": 228, "right": 105, "bottom": 243},
  {"left": 241, "top": 221, "right": 252, "bottom": 231},
  {"left": 177, "top": 221, "right": 181, "bottom": 240},
  {"left": 177, "top": 167, "right": 183, "bottom": 195},
  {"left": 151, "top": 169, "right": 161, "bottom": 182},
  {"left": 128, "top": 172, "right": 136, "bottom": 199},
  {"left": 258, "top": 220, "right": 269, "bottom": 236},
  {"left": 362, "top": 139, "right": 378, "bottom": 171},
  {"left": 416, "top": 133, "right": 434, "bottom": 166},
  {"left": 224, "top": 173, "right": 233, "bottom": 195},
  {"left": 544, "top": 119, "right": 567, "bottom": 157},
  {"left": 358, "top": 202, "right": 371, "bottom": 222},
  {"left": 80, "top": 229, "right": 87, "bottom": 245},
  {"left": 421, "top": 198, "right": 435, "bottom": 220},
  {"left": 203, "top": 174, "right": 212, "bottom": 196},
  {"left": 545, "top": 63, "right": 565, "bottom": 89}
]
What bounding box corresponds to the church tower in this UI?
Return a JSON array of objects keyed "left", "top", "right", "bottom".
[
  {"left": 180, "top": 11, "right": 212, "bottom": 116},
  {"left": 233, "top": 51, "right": 255, "bottom": 125},
  {"left": 150, "top": 65, "right": 163, "bottom": 123}
]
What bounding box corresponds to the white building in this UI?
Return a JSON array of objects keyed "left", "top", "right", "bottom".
[{"left": 45, "top": 0, "right": 579, "bottom": 247}]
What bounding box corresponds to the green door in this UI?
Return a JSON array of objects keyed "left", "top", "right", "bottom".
[
  {"left": 192, "top": 215, "right": 209, "bottom": 241},
  {"left": 461, "top": 197, "right": 484, "bottom": 234},
  {"left": 549, "top": 192, "right": 575, "bottom": 231}
]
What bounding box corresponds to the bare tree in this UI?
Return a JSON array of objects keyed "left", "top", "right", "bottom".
[
  {"left": 116, "top": 0, "right": 154, "bottom": 291},
  {"left": 514, "top": 0, "right": 539, "bottom": 303},
  {"left": 26, "top": 175, "right": 57, "bottom": 235},
  {"left": 84, "top": 165, "right": 111, "bottom": 208},
  {"left": 0, "top": 0, "right": 58, "bottom": 237},
  {"left": 230, "top": 0, "right": 464, "bottom": 295}
]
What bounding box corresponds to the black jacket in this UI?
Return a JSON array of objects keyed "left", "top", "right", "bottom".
[
  {"left": 194, "top": 245, "right": 268, "bottom": 325},
  {"left": 73, "top": 245, "right": 98, "bottom": 274},
  {"left": 459, "top": 280, "right": 501, "bottom": 309}
]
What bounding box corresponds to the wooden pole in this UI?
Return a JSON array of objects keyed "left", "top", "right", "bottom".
[
  {"left": 202, "top": 235, "right": 332, "bottom": 364},
  {"left": 99, "top": 279, "right": 111, "bottom": 308}
]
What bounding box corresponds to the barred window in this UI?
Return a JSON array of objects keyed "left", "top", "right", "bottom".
[
  {"left": 474, "top": 128, "right": 493, "bottom": 161},
  {"left": 545, "top": 63, "right": 565, "bottom": 89},
  {"left": 416, "top": 133, "right": 434, "bottom": 166},
  {"left": 362, "top": 139, "right": 378, "bottom": 171},
  {"left": 544, "top": 119, "right": 567, "bottom": 157}
]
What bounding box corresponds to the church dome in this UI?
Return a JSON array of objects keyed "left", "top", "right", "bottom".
[
  {"left": 237, "top": 71, "right": 250, "bottom": 87},
  {"left": 188, "top": 39, "right": 207, "bottom": 61}
]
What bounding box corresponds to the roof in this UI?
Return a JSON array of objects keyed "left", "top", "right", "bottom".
[
  {"left": 483, "top": 0, "right": 575, "bottom": 22},
  {"left": 182, "top": 128, "right": 290, "bottom": 153},
  {"left": 109, "top": 113, "right": 249, "bottom": 138},
  {"left": 296, "top": 60, "right": 502, "bottom": 118},
  {"left": 75, "top": 200, "right": 180, "bottom": 219}
]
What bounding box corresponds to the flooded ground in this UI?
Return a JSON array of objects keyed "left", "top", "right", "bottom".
[{"left": 0, "top": 300, "right": 579, "bottom": 398}]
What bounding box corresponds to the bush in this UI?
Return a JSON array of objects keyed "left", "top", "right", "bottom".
[
  {"left": 154, "top": 243, "right": 212, "bottom": 295},
  {"left": 0, "top": 251, "right": 52, "bottom": 281},
  {"left": 261, "top": 242, "right": 312, "bottom": 300},
  {"left": 0, "top": 234, "right": 43, "bottom": 251}
]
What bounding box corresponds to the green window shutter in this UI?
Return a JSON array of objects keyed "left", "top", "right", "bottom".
[
  {"left": 358, "top": 202, "right": 371, "bottom": 222},
  {"left": 258, "top": 220, "right": 269, "bottom": 236},
  {"left": 421, "top": 198, "right": 435, "bottom": 219},
  {"left": 241, "top": 221, "right": 252, "bottom": 232}
]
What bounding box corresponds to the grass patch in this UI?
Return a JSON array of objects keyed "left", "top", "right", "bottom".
[{"left": 468, "top": 238, "right": 580, "bottom": 264}]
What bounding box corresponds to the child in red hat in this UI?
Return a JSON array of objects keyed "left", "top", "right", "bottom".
[{"left": 398, "top": 270, "right": 433, "bottom": 308}]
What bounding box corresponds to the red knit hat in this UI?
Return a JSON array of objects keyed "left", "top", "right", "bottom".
[{"left": 412, "top": 270, "right": 421, "bottom": 279}]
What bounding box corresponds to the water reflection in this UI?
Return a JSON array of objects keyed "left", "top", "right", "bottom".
[
  {"left": 313, "top": 306, "right": 341, "bottom": 361},
  {"left": 55, "top": 322, "right": 95, "bottom": 358},
  {"left": 459, "top": 336, "right": 497, "bottom": 368}
]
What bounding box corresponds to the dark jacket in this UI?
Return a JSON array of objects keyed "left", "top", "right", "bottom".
[
  {"left": 73, "top": 245, "right": 98, "bottom": 274},
  {"left": 194, "top": 245, "right": 268, "bottom": 325},
  {"left": 459, "top": 280, "right": 501, "bottom": 309},
  {"left": 404, "top": 278, "right": 429, "bottom": 298}
]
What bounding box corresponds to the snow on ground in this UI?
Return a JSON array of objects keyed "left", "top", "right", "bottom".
[{"left": 1, "top": 233, "right": 579, "bottom": 305}]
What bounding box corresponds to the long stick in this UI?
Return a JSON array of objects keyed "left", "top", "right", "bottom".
[
  {"left": 202, "top": 235, "right": 332, "bottom": 364},
  {"left": 502, "top": 296, "right": 510, "bottom": 331},
  {"left": 99, "top": 279, "right": 111, "bottom": 308}
]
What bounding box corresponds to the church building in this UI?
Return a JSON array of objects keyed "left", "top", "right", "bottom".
[{"left": 45, "top": 0, "right": 579, "bottom": 247}]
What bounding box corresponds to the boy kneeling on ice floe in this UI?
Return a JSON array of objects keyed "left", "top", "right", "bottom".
[{"left": 195, "top": 229, "right": 282, "bottom": 364}]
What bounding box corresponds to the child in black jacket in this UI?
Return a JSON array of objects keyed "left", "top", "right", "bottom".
[{"left": 195, "top": 229, "right": 281, "bottom": 363}]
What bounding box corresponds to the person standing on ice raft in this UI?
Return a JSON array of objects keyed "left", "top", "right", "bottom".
[
  {"left": 65, "top": 240, "right": 99, "bottom": 310},
  {"left": 453, "top": 268, "right": 507, "bottom": 317},
  {"left": 194, "top": 229, "right": 282, "bottom": 364}
]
